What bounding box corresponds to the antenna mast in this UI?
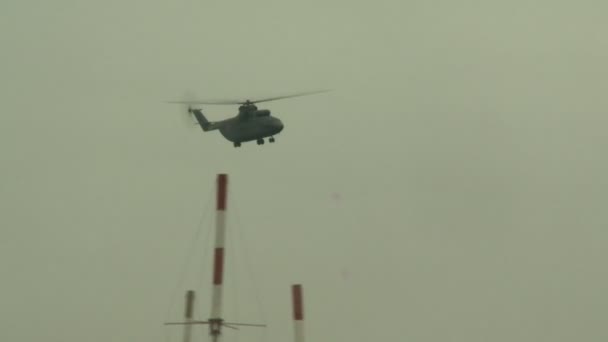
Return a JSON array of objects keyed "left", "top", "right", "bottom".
[
  {"left": 292, "top": 284, "right": 304, "bottom": 342},
  {"left": 209, "top": 174, "right": 228, "bottom": 342},
  {"left": 183, "top": 290, "right": 195, "bottom": 342},
  {"left": 165, "top": 174, "right": 266, "bottom": 340}
]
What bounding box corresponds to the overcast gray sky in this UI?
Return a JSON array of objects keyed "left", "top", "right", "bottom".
[{"left": 2, "top": 1, "right": 608, "bottom": 341}]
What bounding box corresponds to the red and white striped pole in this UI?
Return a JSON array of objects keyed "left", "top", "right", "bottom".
[
  {"left": 164, "top": 175, "right": 266, "bottom": 336},
  {"left": 182, "top": 290, "right": 195, "bottom": 342},
  {"left": 209, "top": 174, "right": 228, "bottom": 341},
  {"left": 292, "top": 284, "right": 304, "bottom": 342}
]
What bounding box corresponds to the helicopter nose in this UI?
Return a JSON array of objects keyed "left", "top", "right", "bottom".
[{"left": 274, "top": 119, "right": 284, "bottom": 132}]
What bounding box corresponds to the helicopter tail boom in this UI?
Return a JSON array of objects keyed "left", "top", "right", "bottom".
[{"left": 189, "top": 108, "right": 217, "bottom": 131}]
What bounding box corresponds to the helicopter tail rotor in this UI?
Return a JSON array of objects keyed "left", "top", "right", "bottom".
[
  {"left": 182, "top": 106, "right": 199, "bottom": 128},
  {"left": 169, "top": 91, "right": 202, "bottom": 129}
]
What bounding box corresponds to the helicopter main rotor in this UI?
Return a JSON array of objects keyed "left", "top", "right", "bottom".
[{"left": 168, "top": 89, "right": 330, "bottom": 106}]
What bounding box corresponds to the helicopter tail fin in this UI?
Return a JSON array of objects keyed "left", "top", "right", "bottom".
[{"left": 189, "top": 108, "right": 216, "bottom": 131}]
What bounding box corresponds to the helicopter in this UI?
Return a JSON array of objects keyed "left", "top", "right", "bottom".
[{"left": 168, "top": 90, "right": 330, "bottom": 147}]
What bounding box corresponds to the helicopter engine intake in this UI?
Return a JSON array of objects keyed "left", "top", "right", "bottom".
[{"left": 254, "top": 109, "right": 271, "bottom": 117}]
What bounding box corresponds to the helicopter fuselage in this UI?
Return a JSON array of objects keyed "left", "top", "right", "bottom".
[
  {"left": 188, "top": 106, "right": 283, "bottom": 146},
  {"left": 219, "top": 115, "right": 284, "bottom": 143}
]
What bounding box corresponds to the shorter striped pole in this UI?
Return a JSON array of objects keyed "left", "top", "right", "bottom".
[
  {"left": 292, "top": 284, "right": 304, "bottom": 342},
  {"left": 183, "top": 290, "right": 195, "bottom": 342}
]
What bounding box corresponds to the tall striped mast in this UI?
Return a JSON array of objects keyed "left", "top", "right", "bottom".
[
  {"left": 165, "top": 174, "right": 266, "bottom": 341},
  {"left": 208, "top": 173, "right": 228, "bottom": 342},
  {"left": 292, "top": 284, "right": 304, "bottom": 342}
]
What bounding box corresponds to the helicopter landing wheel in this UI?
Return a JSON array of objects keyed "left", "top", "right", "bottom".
[
  {"left": 269, "top": 137, "right": 275, "bottom": 143},
  {"left": 257, "top": 138, "right": 264, "bottom": 145},
  {"left": 234, "top": 142, "right": 241, "bottom": 147}
]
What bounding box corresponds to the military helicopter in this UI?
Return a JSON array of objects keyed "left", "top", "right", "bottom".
[{"left": 168, "top": 90, "right": 329, "bottom": 147}]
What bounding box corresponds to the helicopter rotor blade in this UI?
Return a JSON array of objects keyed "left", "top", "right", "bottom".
[
  {"left": 167, "top": 99, "right": 242, "bottom": 105},
  {"left": 166, "top": 89, "right": 331, "bottom": 106},
  {"left": 247, "top": 89, "right": 331, "bottom": 104}
]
